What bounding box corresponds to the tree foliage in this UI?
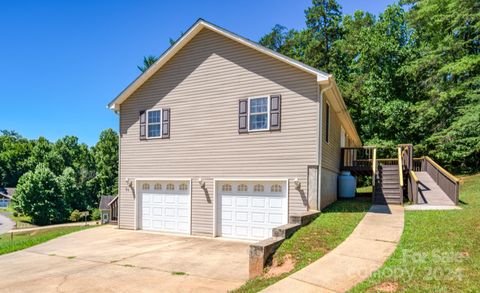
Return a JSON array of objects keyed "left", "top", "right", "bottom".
[
  {"left": 1, "top": 129, "right": 119, "bottom": 224},
  {"left": 137, "top": 55, "right": 159, "bottom": 72},
  {"left": 13, "top": 164, "right": 67, "bottom": 225},
  {"left": 260, "top": 0, "right": 479, "bottom": 172}
]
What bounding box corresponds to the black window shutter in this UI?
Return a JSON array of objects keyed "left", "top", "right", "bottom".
[
  {"left": 238, "top": 99, "right": 248, "bottom": 133},
  {"left": 139, "top": 110, "right": 146, "bottom": 140},
  {"left": 162, "top": 108, "right": 170, "bottom": 138},
  {"left": 270, "top": 95, "right": 281, "bottom": 131}
]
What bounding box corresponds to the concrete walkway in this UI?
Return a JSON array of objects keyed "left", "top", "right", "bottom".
[
  {"left": 262, "top": 204, "right": 404, "bottom": 293},
  {"left": 0, "top": 213, "right": 15, "bottom": 235}
]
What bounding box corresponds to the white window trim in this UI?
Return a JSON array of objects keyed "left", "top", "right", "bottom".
[
  {"left": 146, "top": 109, "right": 162, "bottom": 139},
  {"left": 325, "top": 101, "right": 330, "bottom": 144},
  {"left": 247, "top": 96, "right": 270, "bottom": 132}
]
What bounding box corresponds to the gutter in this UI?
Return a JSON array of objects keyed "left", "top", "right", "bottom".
[{"left": 316, "top": 76, "right": 333, "bottom": 210}]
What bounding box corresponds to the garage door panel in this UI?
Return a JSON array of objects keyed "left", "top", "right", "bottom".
[
  {"left": 222, "top": 210, "right": 233, "bottom": 221},
  {"left": 165, "top": 195, "right": 177, "bottom": 204},
  {"left": 235, "top": 211, "right": 249, "bottom": 222},
  {"left": 251, "top": 227, "right": 265, "bottom": 238},
  {"left": 177, "top": 208, "right": 189, "bottom": 218},
  {"left": 218, "top": 181, "right": 287, "bottom": 240},
  {"left": 269, "top": 213, "right": 283, "bottom": 225},
  {"left": 152, "top": 207, "right": 162, "bottom": 216},
  {"left": 222, "top": 196, "right": 233, "bottom": 206},
  {"left": 235, "top": 226, "right": 249, "bottom": 237},
  {"left": 178, "top": 195, "right": 189, "bottom": 204},
  {"left": 252, "top": 212, "right": 265, "bottom": 223},
  {"left": 152, "top": 220, "right": 163, "bottom": 229},
  {"left": 143, "top": 219, "right": 151, "bottom": 229},
  {"left": 269, "top": 198, "right": 283, "bottom": 208},
  {"left": 152, "top": 195, "right": 163, "bottom": 203},
  {"left": 164, "top": 221, "right": 176, "bottom": 231},
  {"left": 140, "top": 181, "right": 190, "bottom": 234},
  {"left": 235, "top": 197, "right": 249, "bottom": 207},
  {"left": 251, "top": 197, "right": 266, "bottom": 208}
]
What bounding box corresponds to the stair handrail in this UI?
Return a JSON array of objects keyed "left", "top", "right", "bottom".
[
  {"left": 409, "top": 170, "right": 419, "bottom": 203},
  {"left": 421, "top": 156, "right": 460, "bottom": 205},
  {"left": 424, "top": 156, "right": 460, "bottom": 183},
  {"left": 397, "top": 147, "right": 403, "bottom": 187}
]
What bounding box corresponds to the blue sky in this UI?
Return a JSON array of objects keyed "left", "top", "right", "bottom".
[{"left": 0, "top": 0, "right": 396, "bottom": 146}]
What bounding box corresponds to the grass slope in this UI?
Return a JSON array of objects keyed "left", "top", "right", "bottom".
[
  {"left": 350, "top": 173, "right": 480, "bottom": 292},
  {"left": 0, "top": 226, "right": 93, "bottom": 255},
  {"left": 232, "top": 198, "right": 371, "bottom": 293}
]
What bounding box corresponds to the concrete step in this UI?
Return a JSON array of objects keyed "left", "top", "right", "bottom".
[{"left": 272, "top": 223, "right": 301, "bottom": 239}]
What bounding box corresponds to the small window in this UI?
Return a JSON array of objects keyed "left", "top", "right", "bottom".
[
  {"left": 147, "top": 110, "right": 162, "bottom": 138},
  {"left": 271, "top": 184, "right": 282, "bottom": 192},
  {"left": 142, "top": 183, "right": 150, "bottom": 190},
  {"left": 166, "top": 183, "right": 175, "bottom": 190},
  {"left": 249, "top": 97, "right": 269, "bottom": 131},
  {"left": 325, "top": 102, "right": 330, "bottom": 143},
  {"left": 237, "top": 184, "right": 248, "bottom": 192},
  {"left": 253, "top": 184, "right": 264, "bottom": 192},
  {"left": 179, "top": 183, "right": 188, "bottom": 191},
  {"left": 222, "top": 184, "right": 232, "bottom": 192},
  {"left": 154, "top": 183, "right": 162, "bottom": 190}
]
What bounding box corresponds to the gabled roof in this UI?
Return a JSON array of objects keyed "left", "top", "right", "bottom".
[
  {"left": 99, "top": 195, "right": 116, "bottom": 210},
  {"left": 107, "top": 19, "right": 330, "bottom": 111},
  {"left": 0, "top": 187, "right": 15, "bottom": 199}
]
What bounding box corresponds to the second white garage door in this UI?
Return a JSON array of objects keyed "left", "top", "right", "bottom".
[
  {"left": 216, "top": 181, "right": 288, "bottom": 240},
  {"left": 139, "top": 180, "right": 190, "bottom": 234}
]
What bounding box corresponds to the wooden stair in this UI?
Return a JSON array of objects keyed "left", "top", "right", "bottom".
[{"left": 374, "top": 165, "right": 403, "bottom": 204}]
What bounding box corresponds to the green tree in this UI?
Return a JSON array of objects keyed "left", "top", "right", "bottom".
[
  {"left": 13, "top": 164, "right": 67, "bottom": 225},
  {"left": 57, "top": 167, "right": 83, "bottom": 212},
  {"left": 92, "top": 129, "right": 118, "bottom": 196},
  {"left": 402, "top": 0, "right": 480, "bottom": 169},
  {"left": 137, "top": 55, "right": 159, "bottom": 72},
  {"left": 0, "top": 131, "right": 33, "bottom": 187}
]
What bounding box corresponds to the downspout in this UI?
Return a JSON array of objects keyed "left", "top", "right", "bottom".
[{"left": 317, "top": 77, "right": 333, "bottom": 210}]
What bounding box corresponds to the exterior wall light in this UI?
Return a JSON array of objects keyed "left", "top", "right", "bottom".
[
  {"left": 293, "top": 178, "right": 301, "bottom": 189},
  {"left": 198, "top": 178, "right": 205, "bottom": 188},
  {"left": 125, "top": 177, "right": 133, "bottom": 188}
]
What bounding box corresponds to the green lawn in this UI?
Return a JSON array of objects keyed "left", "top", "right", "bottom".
[
  {"left": 0, "top": 226, "right": 94, "bottom": 256},
  {"left": 350, "top": 173, "right": 480, "bottom": 292},
  {"left": 231, "top": 198, "right": 372, "bottom": 293}
]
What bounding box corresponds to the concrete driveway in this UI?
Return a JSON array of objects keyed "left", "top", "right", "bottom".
[{"left": 0, "top": 225, "right": 250, "bottom": 293}]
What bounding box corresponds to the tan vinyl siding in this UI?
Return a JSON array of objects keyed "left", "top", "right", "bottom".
[
  {"left": 119, "top": 28, "right": 318, "bottom": 234},
  {"left": 321, "top": 91, "right": 342, "bottom": 173}
]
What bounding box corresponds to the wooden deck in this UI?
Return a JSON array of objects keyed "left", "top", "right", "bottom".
[{"left": 415, "top": 172, "right": 455, "bottom": 206}]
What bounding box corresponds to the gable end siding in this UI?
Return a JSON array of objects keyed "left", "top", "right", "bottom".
[{"left": 119, "top": 29, "right": 319, "bottom": 234}]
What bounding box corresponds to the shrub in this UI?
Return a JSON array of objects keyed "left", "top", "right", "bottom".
[
  {"left": 91, "top": 208, "right": 101, "bottom": 221},
  {"left": 12, "top": 211, "right": 18, "bottom": 217},
  {"left": 69, "top": 210, "right": 82, "bottom": 222}
]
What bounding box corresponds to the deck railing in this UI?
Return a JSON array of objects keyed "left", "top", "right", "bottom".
[
  {"left": 409, "top": 156, "right": 460, "bottom": 204},
  {"left": 340, "top": 147, "right": 376, "bottom": 170},
  {"left": 407, "top": 170, "right": 419, "bottom": 203}
]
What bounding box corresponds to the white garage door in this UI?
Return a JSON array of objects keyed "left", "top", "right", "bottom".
[
  {"left": 139, "top": 180, "right": 190, "bottom": 234},
  {"left": 217, "top": 181, "right": 288, "bottom": 240}
]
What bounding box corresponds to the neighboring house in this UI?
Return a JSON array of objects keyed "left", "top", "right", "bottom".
[
  {"left": 108, "top": 19, "right": 361, "bottom": 241},
  {"left": 99, "top": 195, "right": 118, "bottom": 224},
  {"left": 0, "top": 187, "right": 15, "bottom": 208}
]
